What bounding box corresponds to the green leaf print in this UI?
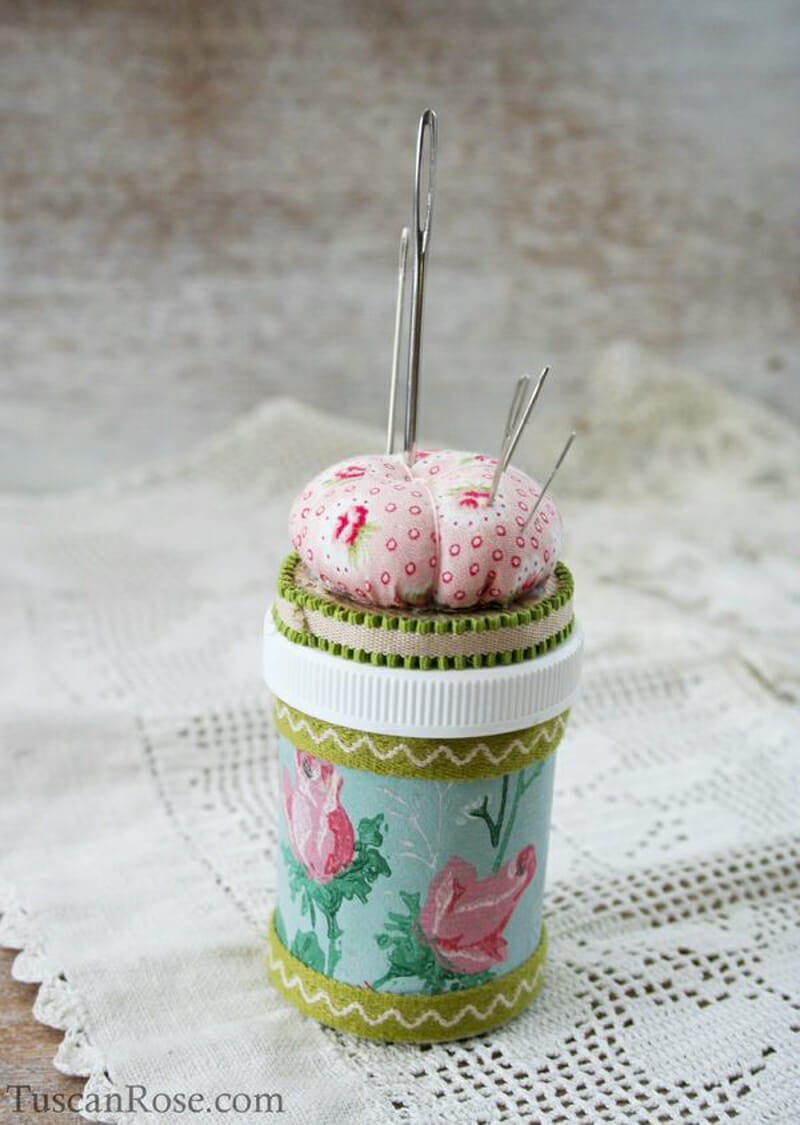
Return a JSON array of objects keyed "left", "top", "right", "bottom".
[
  {"left": 467, "top": 761, "right": 546, "bottom": 872},
  {"left": 468, "top": 775, "right": 509, "bottom": 847},
  {"left": 346, "top": 521, "right": 377, "bottom": 565},
  {"left": 493, "top": 761, "right": 544, "bottom": 872},
  {"left": 290, "top": 929, "right": 325, "bottom": 974},
  {"left": 273, "top": 907, "right": 288, "bottom": 948},
  {"left": 282, "top": 814, "right": 391, "bottom": 977},
  {"left": 356, "top": 813, "right": 385, "bottom": 848},
  {"left": 372, "top": 890, "right": 493, "bottom": 994}
]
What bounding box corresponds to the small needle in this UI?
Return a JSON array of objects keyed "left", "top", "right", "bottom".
[
  {"left": 488, "top": 365, "right": 551, "bottom": 504},
  {"left": 488, "top": 374, "right": 529, "bottom": 502}
]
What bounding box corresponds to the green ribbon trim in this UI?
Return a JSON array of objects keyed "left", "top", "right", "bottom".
[
  {"left": 274, "top": 700, "right": 569, "bottom": 780},
  {"left": 278, "top": 554, "right": 574, "bottom": 631},
  {"left": 267, "top": 912, "right": 547, "bottom": 1043},
  {"left": 274, "top": 553, "right": 575, "bottom": 671}
]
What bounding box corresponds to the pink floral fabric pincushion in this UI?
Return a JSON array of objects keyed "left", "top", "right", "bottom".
[{"left": 289, "top": 450, "right": 562, "bottom": 609}]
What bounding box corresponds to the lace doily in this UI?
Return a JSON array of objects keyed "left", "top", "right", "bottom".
[{"left": 1, "top": 343, "right": 798, "bottom": 1123}]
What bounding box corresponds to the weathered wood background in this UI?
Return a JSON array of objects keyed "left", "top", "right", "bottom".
[{"left": 3, "top": 1, "right": 798, "bottom": 492}]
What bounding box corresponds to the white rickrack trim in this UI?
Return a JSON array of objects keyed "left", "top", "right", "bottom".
[
  {"left": 274, "top": 700, "right": 568, "bottom": 768},
  {"left": 268, "top": 944, "right": 544, "bottom": 1030}
]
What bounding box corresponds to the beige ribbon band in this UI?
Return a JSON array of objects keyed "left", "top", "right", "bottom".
[{"left": 275, "top": 593, "right": 573, "bottom": 660}]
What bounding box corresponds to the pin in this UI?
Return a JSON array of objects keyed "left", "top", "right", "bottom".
[
  {"left": 488, "top": 365, "right": 551, "bottom": 504},
  {"left": 403, "top": 108, "right": 438, "bottom": 466},
  {"left": 522, "top": 431, "right": 576, "bottom": 532},
  {"left": 386, "top": 227, "right": 410, "bottom": 455}
]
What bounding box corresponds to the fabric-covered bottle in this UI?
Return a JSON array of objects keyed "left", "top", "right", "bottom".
[{"left": 264, "top": 551, "right": 582, "bottom": 1042}]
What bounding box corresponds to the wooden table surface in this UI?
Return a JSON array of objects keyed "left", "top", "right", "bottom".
[
  {"left": 2, "top": 0, "right": 798, "bottom": 1112},
  {"left": 0, "top": 949, "right": 85, "bottom": 1123}
]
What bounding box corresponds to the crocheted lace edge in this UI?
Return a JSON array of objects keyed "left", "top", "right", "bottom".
[{"left": 0, "top": 881, "right": 136, "bottom": 1124}]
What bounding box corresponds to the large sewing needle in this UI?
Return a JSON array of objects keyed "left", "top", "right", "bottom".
[
  {"left": 386, "top": 227, "right": 410, "bottom": 454},
  {"left": 403, "top": 108, "right": 438, "bottom": 466},
  {"left": 521, "top": 431, "right": 576, "bottom": 532}
]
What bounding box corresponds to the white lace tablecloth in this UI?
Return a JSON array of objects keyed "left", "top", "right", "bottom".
[{"left": 2, "top": 344, "right": 799, "bottom": 1124}]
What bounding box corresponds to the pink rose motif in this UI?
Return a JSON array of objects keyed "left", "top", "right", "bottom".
[
  {"left": 282, "top": 750, "right": 355, "bottom": 884},
  {"left": 334, "top": 464, "right": 367, "bottom": 480},
  {"left": 333, "top": 504, "right": 368, "bottom": 548},
  {"left": 418, "top": 847, "right": 536, "bottom": 973},
  {"left": 458, "top": 488, "right": 491, "bottom": 509}
]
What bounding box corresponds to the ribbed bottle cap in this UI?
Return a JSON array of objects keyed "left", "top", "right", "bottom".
[{"left": 263, "top": 613, "right": 583, "bottom": 738}]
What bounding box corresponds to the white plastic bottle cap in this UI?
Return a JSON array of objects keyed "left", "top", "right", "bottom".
[{"left": 263, "top": 612, "right": 583, "bottom": 738}]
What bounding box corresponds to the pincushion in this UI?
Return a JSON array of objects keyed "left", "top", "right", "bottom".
[
  {"left": 266, "top": 107, "right": 584, "bottom": 1044},
  {"left": 289, "top": 450, "right": 562, "bottom": 610}
]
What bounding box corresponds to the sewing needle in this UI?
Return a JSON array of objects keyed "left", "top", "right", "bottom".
[
  {"left": 386, "top": 227, "right": 410, "bottom": 454},
  {"left": 488, "top": 365, "right": 551, "bottom": 504},
  {"left": 521, "top": 430, "right": 576, "bottom": 532},
  {"left": 403, "top": 108, "right": 438, "bottom": 466}
]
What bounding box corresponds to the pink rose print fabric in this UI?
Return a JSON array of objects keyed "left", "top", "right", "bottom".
[
  {"left": 289, "top": 450, "right": 562, "bottom": 609},
  {"left": 418, "top": 847, "right": 537, "bottom": 973},
  {"left": 282, "top": 750, "right": 355, "bottom": 884}
]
